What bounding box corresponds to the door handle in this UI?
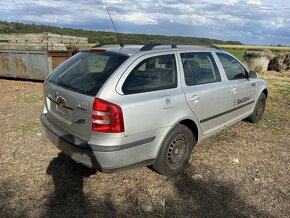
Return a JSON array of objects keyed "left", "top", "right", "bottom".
[
  {"left": 230, "top": 87, "right": 237, "bottom": 93},
  {"left": 251, "top": 83, "right": 256, "bottom": 87},
  {"left": 189, "top": 95, "right": 200, "bottom": 102}
]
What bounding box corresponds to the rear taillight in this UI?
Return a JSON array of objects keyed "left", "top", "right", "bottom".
[{"left": 92, "top": 98, "right": 124, "bottom": 133}]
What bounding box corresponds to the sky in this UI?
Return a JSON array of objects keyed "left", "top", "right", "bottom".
[{"left": 1, "top": 0, "right": 290, "bottom": 45}]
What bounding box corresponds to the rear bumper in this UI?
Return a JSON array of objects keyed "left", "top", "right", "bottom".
[{"left": 41, "top": 113, "right": 155, "bottom": 171}]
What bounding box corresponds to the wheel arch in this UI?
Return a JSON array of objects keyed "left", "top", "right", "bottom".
[
  {"left": 154, "top": 118, "right": 200, "bottom": 160},
  {"left": 152, "top": 120, "right": 199, "bottom": 176},
  {"left": 262, "top": 88, "right": 268, "bottom": 98},
  {"left": 179, "top": 119, "right": 199, "bottom": 143}
]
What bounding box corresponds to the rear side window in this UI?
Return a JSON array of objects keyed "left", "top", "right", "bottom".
[
  {"left": 122, "top": 54, "right": 177, "bottom": 94},
  {"left": 216, "top": 53, "right": 247, "bottom": 80},
  {"left": 181, "top": 52, "right": 221, "bottom": 86},
  {"left": 47, "top": 51, "right": 128, "bottom": 96}
]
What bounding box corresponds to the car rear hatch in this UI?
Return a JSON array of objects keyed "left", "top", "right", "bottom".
[{"left": 43, "top": 50, "right": 129, "bottom": 141}]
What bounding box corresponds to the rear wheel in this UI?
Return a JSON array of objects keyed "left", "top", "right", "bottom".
[
  {"left": 246, "top": 93, "right": 266, "bottom": 123},
  {"left": 152, "top": 124, "right": 195, "bottom": 177}
]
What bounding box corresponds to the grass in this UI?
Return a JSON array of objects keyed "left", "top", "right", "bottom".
[
  {"left": 7, "top": 120, "right": 42, "bottom": 133},
  {"left": 257, "top": 71, "right": 290, "bottom": 135},
  {"left": 17, "top": 94, "right": 43, "bottom": 103},
  {"left": 0, "top": 57, "right": 290, "bottom": 217},
  {"left": 218, "top": 44, "right": 290, "bottom": 52},
  {"left": 220, "top": 44, "right": 290, "bottom": 62},
  {"left": 222, "top": 48, "right": 247, "bottom": 62}
]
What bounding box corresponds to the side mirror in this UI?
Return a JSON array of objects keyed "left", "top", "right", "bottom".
[{"left": 248, "top": 71, "right": 258, "bottom": 79}]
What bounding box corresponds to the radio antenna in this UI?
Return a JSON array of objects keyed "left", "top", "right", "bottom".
[{"left": 107, "top": 9, "right": 124, "bottom": 47}]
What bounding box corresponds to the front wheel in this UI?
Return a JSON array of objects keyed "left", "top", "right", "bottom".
[
  {"left": 246, "top": 93, "right": 266, "bottom": 123},
  {"left": 152, "top": 124, "right": 195, "bottom": 177}
]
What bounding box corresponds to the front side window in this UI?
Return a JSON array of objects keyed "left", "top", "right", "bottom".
[
  {"left": 181, "top": 52, "right": 221, "bottom": 86},
  {"left": 47, "top": 51, "right": 128, "bottom": 96},
  {"left": 217, "top": 53, "right": 247, "bottom": 80},
  {"left": 122, "top": 54, "right": 177, "bottom": 94}
]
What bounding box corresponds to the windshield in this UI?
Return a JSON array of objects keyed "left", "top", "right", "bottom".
[{"left": 47, "top": 51, "right": 129, "bottom": 96}]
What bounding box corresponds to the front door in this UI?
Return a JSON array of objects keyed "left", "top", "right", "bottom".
[{"left": 216, "top": 52, "right": 256, "bottom": 125}]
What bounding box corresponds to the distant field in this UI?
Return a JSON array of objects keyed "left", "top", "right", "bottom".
[
  {"left": 218, "top": 44, "right": 290, "bottom": 62},
  {"left": 221, "top": 48, "right": 248, "bottom": 62},
  {"left": 87, "top": 43, "right": 290, "bottom": 62},
  {"left": 217, "top": 44, "right": 290, "bottom": 51}
]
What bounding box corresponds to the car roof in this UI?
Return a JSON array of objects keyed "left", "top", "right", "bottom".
[{"left": 89, "top": 43, "right": 223, "bottom": 56}]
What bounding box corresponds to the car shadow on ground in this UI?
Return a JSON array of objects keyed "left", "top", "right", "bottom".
[
  {"left": 171, "top": 172, "right": 273, "bottom": 217},
  {"left": 43, "top": 153, "right": 273, "bottom": 217},
  {"left": 44, "top": 152, "right": 119, "bottom": 218}
]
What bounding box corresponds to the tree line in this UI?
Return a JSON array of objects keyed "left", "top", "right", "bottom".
[{"left": 0, "top": 21, "right": 242, "bottom": 45}]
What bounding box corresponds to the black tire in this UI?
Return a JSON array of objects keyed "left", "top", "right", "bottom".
[
  {"left": 246, "top": 93, "right": 266, "bottom": 123},
  {"left": 152, "top": 124, "right": 195, "bottom": 177}
]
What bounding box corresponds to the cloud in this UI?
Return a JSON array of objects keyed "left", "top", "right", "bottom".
[
  {"left": 247, "top": 0, "right": 262, "bottom": 5},
  {"left": 118, "top": 12, "right": 158, "bottom": 25},
  {"left": 270, "top": 18, "right": 284, "bottom": 28},
  {"left": 0, "top": 0, "right": 289, "bottom": 45}
]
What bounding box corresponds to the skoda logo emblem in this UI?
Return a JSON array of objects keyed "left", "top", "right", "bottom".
[{"left": 56, "top": 96, "right": 68, "bottom": 107}]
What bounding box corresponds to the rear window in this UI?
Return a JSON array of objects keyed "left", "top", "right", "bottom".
[
  {"left": 122, "top": 54, "right": 177, "bottom": 94},
  {"left": 47, "top": 51, "right": 128, "bottom": 96}
]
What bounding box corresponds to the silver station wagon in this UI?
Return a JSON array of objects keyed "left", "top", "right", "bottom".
[{"left": 41, "top": 43, "right": 268, "bottom": 176}]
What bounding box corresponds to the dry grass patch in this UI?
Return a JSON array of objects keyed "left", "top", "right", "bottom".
[{"left": 0, "top": 75, "right": 289, "bottom": 217}]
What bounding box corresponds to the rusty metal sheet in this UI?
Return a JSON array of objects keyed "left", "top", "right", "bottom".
[
  {"left": 29, "top": 52, "right": 50, "bottom": 80},
  {"left": 0, "top": 52, "right": 10, "bottom": 77},
  {"left": 0, "top": 50, "right": 49, "bottom": 80},
  {"left": 11, "top": 51, "right": 30, "bottom": 79}
]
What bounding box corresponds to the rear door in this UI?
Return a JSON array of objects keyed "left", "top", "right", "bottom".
[
  {"left": 44, "top": 51, "right": 128, "bottom": 140},
  {"left": 115, "top": 52, "right": 186, "bottom": 136},
  {"left": 180, "top": 52, "right": 229, "bottom": 136},
  {"left": 215, "top": 52, "right": 256, "bottom": 125}
]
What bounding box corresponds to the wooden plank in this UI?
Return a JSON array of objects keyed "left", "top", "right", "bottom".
[
  {"left": 48, "top": 43, "right": 67, "bottom": 51},
  {"left": 77, "top": 37, "right": 88, "bottom": 44},
  {"left": 0, "top": 33, "right": 48, "bottom": 43},
  {"left": 0, "top": 42, "right": 68, "bottom": 51},
  {"left": 0, "top": 42, "right": 47, "bottom": 50},
  {"left": 0, "top": 33, "right": 88, "bottom": 44},
  {"left": 61, "top": 35, "right": 78, "bottom": 43},
  {"left": 0, "top": 33, "right": 88, "bottom": 51},
  {"left": 46, "top": 33, "right": 62, "bottom": 43}
]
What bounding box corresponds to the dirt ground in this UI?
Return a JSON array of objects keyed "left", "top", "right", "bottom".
[{"left": 0, "top": 72, "right": 289, "bottom": 217}]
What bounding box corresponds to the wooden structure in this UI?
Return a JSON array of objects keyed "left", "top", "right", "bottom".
[{"left": 0, "top": 33, "right": 88, "bottom": 80}]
